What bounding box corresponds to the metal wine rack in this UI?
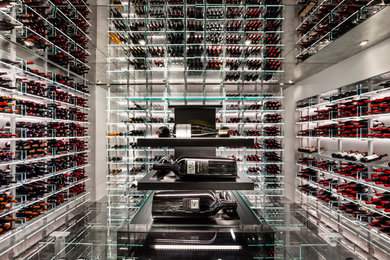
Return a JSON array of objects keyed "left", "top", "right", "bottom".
[{"left": 295, "top": 71, "right": 390, "bottom": 259}]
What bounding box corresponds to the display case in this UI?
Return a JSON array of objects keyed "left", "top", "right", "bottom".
[{"left": 295, "top": 71, "right": 390, "bottom": 259}]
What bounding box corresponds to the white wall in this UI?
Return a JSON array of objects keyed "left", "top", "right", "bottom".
[
  {"left": 89, "top": 85, "right": 107, "bottom": 202},
  {"left": 283, "top": 37, "right": 390, "bottom": 200},
  {"left": 88, "top": 0, "right": 109, "bottom": 202}
]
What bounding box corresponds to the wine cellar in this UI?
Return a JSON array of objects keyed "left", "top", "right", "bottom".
[{"left": 0, "top": 0, "right": 389, "bottom": 258}]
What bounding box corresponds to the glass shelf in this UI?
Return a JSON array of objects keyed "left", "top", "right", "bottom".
[
  {"left": 108, "top": 95, "right": 284, "bottom": 101},
  {"left": 0, "top": 51, "right": 90, "bottom": 97},
  {"left": 107, "top": 43, "right": 285, "bottom": 47},
  {"left": 0, "top": 163, "right": 90, "bottom": 193},
  {"left": 297, "top": 150, "right": 390, "bottom": 170},
  {"left": 0, "top": 191, "right": 90, "bottom": 245},
  {"left": 0, "top": 150, "right": 89, "bottom": 167},
  {"left": 0, "top": 178, "right": 89, "bottom": 219}
]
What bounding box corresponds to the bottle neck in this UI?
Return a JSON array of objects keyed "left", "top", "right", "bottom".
[{"left": 218, "top": 199, "right": 237, "bottom": 211}]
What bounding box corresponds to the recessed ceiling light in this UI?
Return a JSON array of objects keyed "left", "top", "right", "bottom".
[
  {"left": 138, "top": 39, "right": 146, "bottom": 46},
  {"left": 279, "top": 83, "right": 284, "bottom": 86},
  {"left": 288, "top": 80, "right": 293, "bottom": 84},
  {"left": 359, "top": 40, "right": 368, "bottom": 46},
  {"left": 244, "top": 40, "right": 251, "bottom": 46}
]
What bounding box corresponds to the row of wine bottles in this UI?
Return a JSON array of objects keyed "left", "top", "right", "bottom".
[
  {"left": 124, "top": 58, "right": 282, "bottom": 73},
  {"left": 331, "top": 150, "right": 388, "bottom": 163},
  {"left": 296, "top": 81, "right": 389, "bottom": 109},
  {"left": 298, "top": 146, "right": 321, "bottom": 154},
  {"left": 225, "top": 101, "right": 282, "bottom": 110},
  {"left": 217, "top": 114, "right": 282, "bottom": 123},
  {"left": 246, "top": 164, "right": 281, "bottom": 176},
  {"left": 0, "top": 155, "right": 88, "bottom": 187},
  {"left": 224, "top": 71, "right": 277, "bottom": 81},
  {"left": 298, "top": 154, "right": 390, "bottom": 179},
  {"left": 110, "top": 153, "right": 281, "bottom": 165},
  {"left": 3, "top": 85, "right": 87, "bottom": 111},
  {"left": 298, "top": 153, "right": 390, "bottom": 173},
  {"left": 121, "top": 115, "right": 282, "bottom": 124},
  {"left": 0, "top": 79, "right": 88, "bottom": 108},
  {"left": 0, "top": 121, "right": 87, "bottom": 138},
  {"left": 0, "top": 182, "right": 86, "bottom": 235},
  {"left": 124, "top": 101, "right": 281, "bottom": 111},
  {"left": 117, "top": 31, "right": 281, "bottom": 45},
  {"left": 299, "top": 97, "right": 390, "bottom": 123},
  {"left": 298, "top": 162, "right": 390, "bottom": 188},
  {"left": 114, "top": 19, "right": 281, "bottom": 32},
  {"left": 126, "top": 0, "right": 282, "bottom": 5},
  {"left": 110, "top": 164, "right": 282, "bottom": 177},
  {"left": 241, "top": 152, "right": 281, "bottom": 162},
  {"left": 108, "top": 155, "right": 164, "bottom": 163},
  {"left": 0, "top": 96, "right": 88, "bottom": 121},
  {"left": 0, "top": 140, "right": 88, "bottom": 162},
  {"left": 107, "top": 126, "right": 281, "bottom": 137},
  {"left": 122, "top": 117, "right": 174, "bottom": 124},
  {"left": 110, "top": 139, "right": 282, "bottom": 151},
  {"left": 130, "top": 6, "right": 282, "bottom": 19},
  {"left": 0, "top": 60, "right": 89, "bottom": 94},
  {"left": 108, "top": 165, "right": 145, "bottom": 175},
  {"left": 127, "top": 46, "right": 281, "bottom": 58},
  {"left": 298, "top": 120, "right": 390, "bottom": 138}
]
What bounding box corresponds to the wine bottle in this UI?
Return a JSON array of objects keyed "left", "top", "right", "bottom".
[
  {"left": 152, "top": 190, "right": 237, "bottom": 219},
  {"left": 361, "top": 153, "right": 388, "bottom": 163},
  {"left": 153, "top": 156, "right": 237, "bottom": 179}
]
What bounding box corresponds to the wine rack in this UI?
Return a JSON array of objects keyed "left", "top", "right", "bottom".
[
  {"left": 295, "top": 71, "right": 390, "bottom": 259},
  {"left": 106, "top": 84, "right": 285, "bottom": 258},
  {"left": 107, "top": 0, "right": 285, "bottom": 84},
  {"left": 295, "top": 0, "right": 386, "bottom": 63},
  {"left": 107, "top": 0, "right": 286, "bottom": 258},
  {"left": 0, "top": 0, "right": 91, "bottom": 256}
]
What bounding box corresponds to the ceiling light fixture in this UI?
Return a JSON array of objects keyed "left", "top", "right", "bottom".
[
  {"left": 138, "top": 39, "right": 146, "bottom": 46},
  {"left": 359, "top": 40, "right": 368, "bottom": 46},
  {"left": 288, "top": 80, "right": 293, "bottom": 84},
  {"left": 244, "top": 40, "right": 251, "bottom": 46},
  {"left": 152, "top": 245, "right": 242, "bottom": 250}
]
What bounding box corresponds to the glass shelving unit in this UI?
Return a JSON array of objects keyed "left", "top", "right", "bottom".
[
  {"left": 0, "top": 0, "right": 92, "bottom": 257},
  {"left": 295, "top": 71, "right": 390, "bottom": 259},
  {"left": 106, "top": 0, "right": 287, "bottom": 258}
]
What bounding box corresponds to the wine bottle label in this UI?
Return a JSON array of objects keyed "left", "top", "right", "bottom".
[
  {"left": 187, "top": 160, "right": 196, "bottom": 174},
  {"left": 183, "top": 198, "right": 200, "bottom": 211},
  {"left": 185, "top": 159, "right": 209, "bottom": 174},
  {"left": 365, "top": 155, "right": 379, "bottom": 160}
]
